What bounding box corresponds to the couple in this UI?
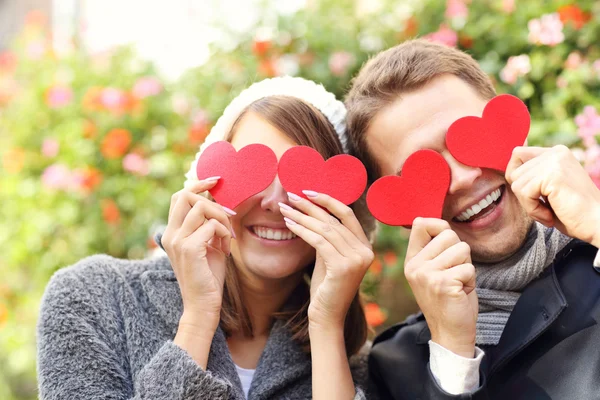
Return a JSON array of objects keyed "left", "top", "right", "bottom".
[{"left": 37, "top": 39, "right": 600, "bottom": 399}]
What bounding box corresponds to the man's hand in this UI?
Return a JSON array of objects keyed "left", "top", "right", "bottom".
[
  {"left": 506, "top": 145, "right": 600, "bottom": 248},
  {"left": 405, "top": 218, "right": 478, "bottom": 358}
]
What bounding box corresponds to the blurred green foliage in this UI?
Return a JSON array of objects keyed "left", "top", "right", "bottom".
[{"left": 1, "top": 1, "right": 599, "bottom": 398}]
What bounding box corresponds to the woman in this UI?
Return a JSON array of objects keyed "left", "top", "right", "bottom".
[{"left": 37, "top": 77, "right": 377, "bottom": 399}]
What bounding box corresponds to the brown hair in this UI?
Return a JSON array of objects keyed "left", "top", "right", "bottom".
[
  {"left": 219, "top": 95, "right": 375, "bottom": 356},
  {"left": 345, "top": 39, "right": 497, "bottom": 181}
]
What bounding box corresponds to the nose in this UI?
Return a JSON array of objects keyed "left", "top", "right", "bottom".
[
  {"left": 445, "top": 153, "right": 482, "bottom": 194},
  {"left": 260, "top": 176, "right": 289, "bottom": 214}
]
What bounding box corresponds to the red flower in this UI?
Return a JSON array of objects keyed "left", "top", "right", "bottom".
[
  {"left": 0, "top": 52, "right": 17, "bottom": 73},
  {"left": 101, "top": 128, "right": 132, "bottom": 159},
  {"left": 258, "top": 59, "right": 277, "bottom": 77},
  {"left": 369, "top": 257, "right": 383, "bottom": 276},
  {"left": 459, "top": 34, "right": 474, "bottom": 49},
  {"left": 73, "top": 166, "right": 103, "bottom": 193},
  {"left": 364, "top": 303, "right": 387, "bottom": 328},
  {"left": 101, "top": 199, "right": 121, "bottom": 225},
  {"left": 404, "top": 17, "right": 419, "bottom": 37},
  {"left": 252, "top": 39, "right": 272, "bottom": 57},
  {"left": 383, "top": 251, "right": 398, "bottom": 267},
  {"left": 558, "top": 5, "right": 591, "bottom": 30},
  {"left": 82, "top": 86, "right": 103, "bottom": 112},
  {"left": 188, "top": 110, "right": 211, "bottom": 144}
]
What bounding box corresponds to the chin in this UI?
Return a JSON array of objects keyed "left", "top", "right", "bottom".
[
  {"left": 242, "top": 255, "right": 312, "bottom": 280},
  {"left": 469, "top": 217, "right": 534, "bottom": 264}
]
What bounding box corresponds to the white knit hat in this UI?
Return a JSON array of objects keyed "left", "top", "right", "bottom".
[{"left": 184, "top": 76, "right": 348, "bottom": 187}]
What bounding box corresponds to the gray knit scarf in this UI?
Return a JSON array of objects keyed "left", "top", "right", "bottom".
[{"left": 474, "top": 222, "right": 572, "bottom": 345}]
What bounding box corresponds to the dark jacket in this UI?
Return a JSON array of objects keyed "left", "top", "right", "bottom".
[
  {"left": 37, "top": 254, "right": 374, "bottom": 399},
  {"left": 370, "top": 241, "right": 600, "bottom": 400}
]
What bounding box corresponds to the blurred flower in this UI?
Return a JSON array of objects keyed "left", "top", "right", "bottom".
[
  {"left": 252, "top": 39, "right": 272, "bottom": 57},
  {"left": 575, "top": 106, "right": 600, "bottom": 148},
  {"left": 25, "top": 10, "right": 47, "bottom": 27},
  {"left": 558, "top": 4, "right": 591, "bottom": 30},
  {"left": 45, "top": 85, "right": 73, "bottom": 108},
  {"left": 2, "top": 147, "right": 25, "bottom": 174},
  {"left": 275, "top": 55, "right": 300, "bottom": 76},
  {"left": 258, "top": 58, "right": 277, "bottom": 77},
  {"left": 369, "top": 257, "right": 382, "bottom": 276},
  {"left": 41, "top": 164, "right": 72, "bottom": 190},
  {"left": 556, "top": 76, "right": 568, "bottom": 89},
  {"left": 189, "top": 110, "right": 211, "bottom": 144},
  {"left": 424, "top": 24, "right": 458, "bottom": 47},
  {"left": 171, "top": 93, "right": 191, "bottom": 116},
  {"left": 329, "top": 52, "right": 355, "bottom": 77},
  {"left": 502, "top": 0, "right": 515, "bottom": 13},
  {"left": 100, "top": 87, "right": 136, "bottom": 114},
  {"left": 123, "top": 153, "right": 150, "bottom": 176},
  {"left": 0, "top": 303, "right": 7, "bottom": 326},
  {"left": 101, "top": 199, "right": 121, "bottom": 225},
  {"left": 445, "top": 0, "right": 468, "bottom": 20},
  {"left": 26, "top": 40, "right": 47, "bottom": 60},
  {"left": 592, "top": 60, "right": 600, "bottom": 79},
  {"left": 42, "top": 139, "right": 59, "bottom": 158},
  {"left": 500, "top": 54, "right": 531, "bottom": 84},
  {"left": 565, "top": 51, "right": 583, "bottom": 70},
  {"left": 383, "top": 251, "right": 398, "bottom": 267},
  {"left": 101, "top": 128, "right": 132, "bottom": 159},
  {"left": 0, "top": 77, "right": 19, "bottom": 106},
  {"left": 83, "top": 120, "right": 97, "bottom": 139},
  {"left": 364, "top": 303, "right": 387, "bottom": 328},
  {"left": 72, "top": 166, "right": 103, "bottom": 193},
  {"left": 459, "top": 34, "right": 474, "bottom": 49},
  {"left": 0, "top": 52, "right": 17, "bottom": 73},
  {"left": 82, "top": 86, "right": 103, "bottom": 112},
  {"left": 528, "top": 13, "right": 564, "bottom": 46},
  {"left": 403, "top": 16, "right": 419, "bottom": 37},
  {"left": 132, "top": 77, "right": 163, "bottom": 99}
]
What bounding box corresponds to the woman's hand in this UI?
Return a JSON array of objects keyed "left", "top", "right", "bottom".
[
  {"left": 161, "top": 178, "right": 234, "bottom": 367},
  {"left": 279, "top": 191, "right": 374, "bottom": 330}
]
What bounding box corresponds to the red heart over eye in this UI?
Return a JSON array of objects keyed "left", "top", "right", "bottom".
[
  {"left": 366, "top": 150, "right": 451, "bottom": 227},
  {"left": 196, "top": 141, "right": 278, "bottom": 209},
  {"left": 278, "top": 146, "right": 367, "bottom": 205},
  {"left": 446, "top": 94, "right": 530, "bottom": 172}
]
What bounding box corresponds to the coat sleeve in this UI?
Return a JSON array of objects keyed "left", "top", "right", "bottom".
[
  {"left": 36, "top": 256, "right": 233, "bottom": 400},
  {"left": 350, "top": 343, "right": 381, "bottom": 400}
]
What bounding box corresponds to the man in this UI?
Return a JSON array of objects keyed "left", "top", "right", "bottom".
[{"left": 345, "top": 39, "right": 600, "bottom": 399}]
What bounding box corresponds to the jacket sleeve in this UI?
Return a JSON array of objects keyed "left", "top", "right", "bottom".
[
  {"left": 350, "top": 343, "right": 381, "bottom": 400},
  {"left": 37, "top": 257, "right": 232, "bottom": 400}
]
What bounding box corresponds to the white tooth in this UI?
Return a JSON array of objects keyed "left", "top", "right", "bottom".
[
  {"left": 486, "top": 194, "right": 493, "bottom": 204},
  {"left": 472, "top": 204, "right": 482, "bottom": 214},
  {"left": 274, "top": 231, "right": 282, "bottom": 240},
  {"left": 266, "top": 229, "right": 274, "bottom": 240},
  {"left": 478, "top": 198, "right": 489, "bottom": 209},
  {"left": 467, "top": 208, "right": 475, "bottom": 217}
]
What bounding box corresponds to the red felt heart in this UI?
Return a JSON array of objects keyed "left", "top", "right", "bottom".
[
  {"left": 366, "top": 150, "right": 451, "bottom": 226},
  {"left": 278, "top": 146, "right": 367, "bottom": 205},
  {"left": 195, "top": 141, "right": 278, "bottom": 209},
  {"left": 446, "top": 94, "right": 530, "bottom": 172}
]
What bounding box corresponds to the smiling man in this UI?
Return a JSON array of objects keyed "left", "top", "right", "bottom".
[{"left": 346, "top": 39, "right": 600, "bottom": 399}]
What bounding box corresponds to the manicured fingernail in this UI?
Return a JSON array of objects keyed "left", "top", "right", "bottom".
[
  {"left": 302, "top": 190, "right": 318, "bottom": 198},
  {"left": 222, "top": 206, "right": 237, "bottom": 216},
  {"left": 284, "top": 217, "right": 297, "bottom": 225},
  {"left": 278, "top": 202, "right": 293, "bottom": 211},
  {"left": 287, "top": 192, "right": 302, "bottom": 201},
  {"left": 205, "top": 176, "right": 221, "bottom": 182}
]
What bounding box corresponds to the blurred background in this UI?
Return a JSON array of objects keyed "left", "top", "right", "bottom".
[{"left": 1, "top": 0, "right": 599, "bottom": 398}]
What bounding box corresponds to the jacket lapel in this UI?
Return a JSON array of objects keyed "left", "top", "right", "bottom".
[{"left": 250, "top": 319, "right": 312, "bottom": 399}]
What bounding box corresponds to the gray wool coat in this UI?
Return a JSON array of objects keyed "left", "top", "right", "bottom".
[{"left": 36, "top": 254, "right": 376, "bottom": 399}]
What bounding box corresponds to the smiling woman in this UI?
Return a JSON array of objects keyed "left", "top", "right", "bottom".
[{"left": 37, "top": 77, "right": 377, "bottom": 400}]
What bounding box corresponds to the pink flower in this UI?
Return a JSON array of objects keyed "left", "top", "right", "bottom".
[
  {"left": 123, "top": 153, "right": 150, "bottom": 176},
  {"left": 499, "top": 55, "right": 531, "bottom": 84},
  {"left": 565, "top": 52, "right": 583, "bottom": 70},
  {"left": 42, "top": 139, "right": 59, "bottom": 157},
  {"left": 45, "top": 85, "right": 73, "bottom": 108},
  {"left": 592, "top": 60, "right": 600, "bottom": 79},
  {"left": 171, "top": 93, "right": 191, "bottom": 116},
  {"left": 328, "top": 52, "right": 355, "bottom": 77},
  {"left": 26, "top": 40, "right": 46, "bottom": 59},
  {"left": 41, "top": 164, "right": 72, "bottom": 190},
  {"left": 502, "top": 0, "right": 515, "bottom": 13},
  {"left": 445, "top": 0, "right": 468, "bottom": 20},
  {"left": 132, "top": 77, "right": 163, "bottom": 99},
  {"left": 528, "top": 13, "right": 564, "bottom": 46},
  {"left": 100, "top": 87, "right": 129, "bottom": 112},
  {"left": 575, "top": 106, "right": 600, "bottom": 148},
  {"left": 424, "top": 24, "right": 458, "bottom": 47}
]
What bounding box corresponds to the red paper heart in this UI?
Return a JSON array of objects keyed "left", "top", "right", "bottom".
[
  {"left": 446, "top": 94, "right": 530, "bottom": 172},
  {"left": 195, "top": 141, "right": 278, "bottom": 209},
  {"left": 366, "top": 150, "right": 451, "bottom": 226},
  {"left": 278, "top": 146, "right": 367, "bottom": 205}
]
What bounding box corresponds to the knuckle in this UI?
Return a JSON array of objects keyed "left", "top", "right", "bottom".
[
  {"left": 341, "top": 207, "right": 355, "bottom": 219},
  {"left": 321, "top": 222, "right": 333, "bottom": 233},
  {"left": 328, "top": 215, "right": 341, "bottom": 226}
]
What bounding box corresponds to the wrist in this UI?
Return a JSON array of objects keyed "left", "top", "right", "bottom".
[
  {"left": 431, "top": 335, "right": 476, "bottom": 359},
  {"left": 178, "top": 312, "right": 219, "bottom": 340}
]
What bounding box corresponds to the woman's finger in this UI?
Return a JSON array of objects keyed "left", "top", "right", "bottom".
[
  {"left": 284, "top": 216, "right": 341, "bottom": 261},
  {"left": 178, "top": 197, "right": 233, "bottom": 238},
  {"left": 171, "top": 191, "right": 232, "bottom": 233},
  {"left": 300, "top": 191, "right": 371, "bottom": 247},
  {"left": 185, "top": 218, "right": 232, "bottom": 258},
  {"left": 168, "top": 177, "right": 220, "bottom": 220}
]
